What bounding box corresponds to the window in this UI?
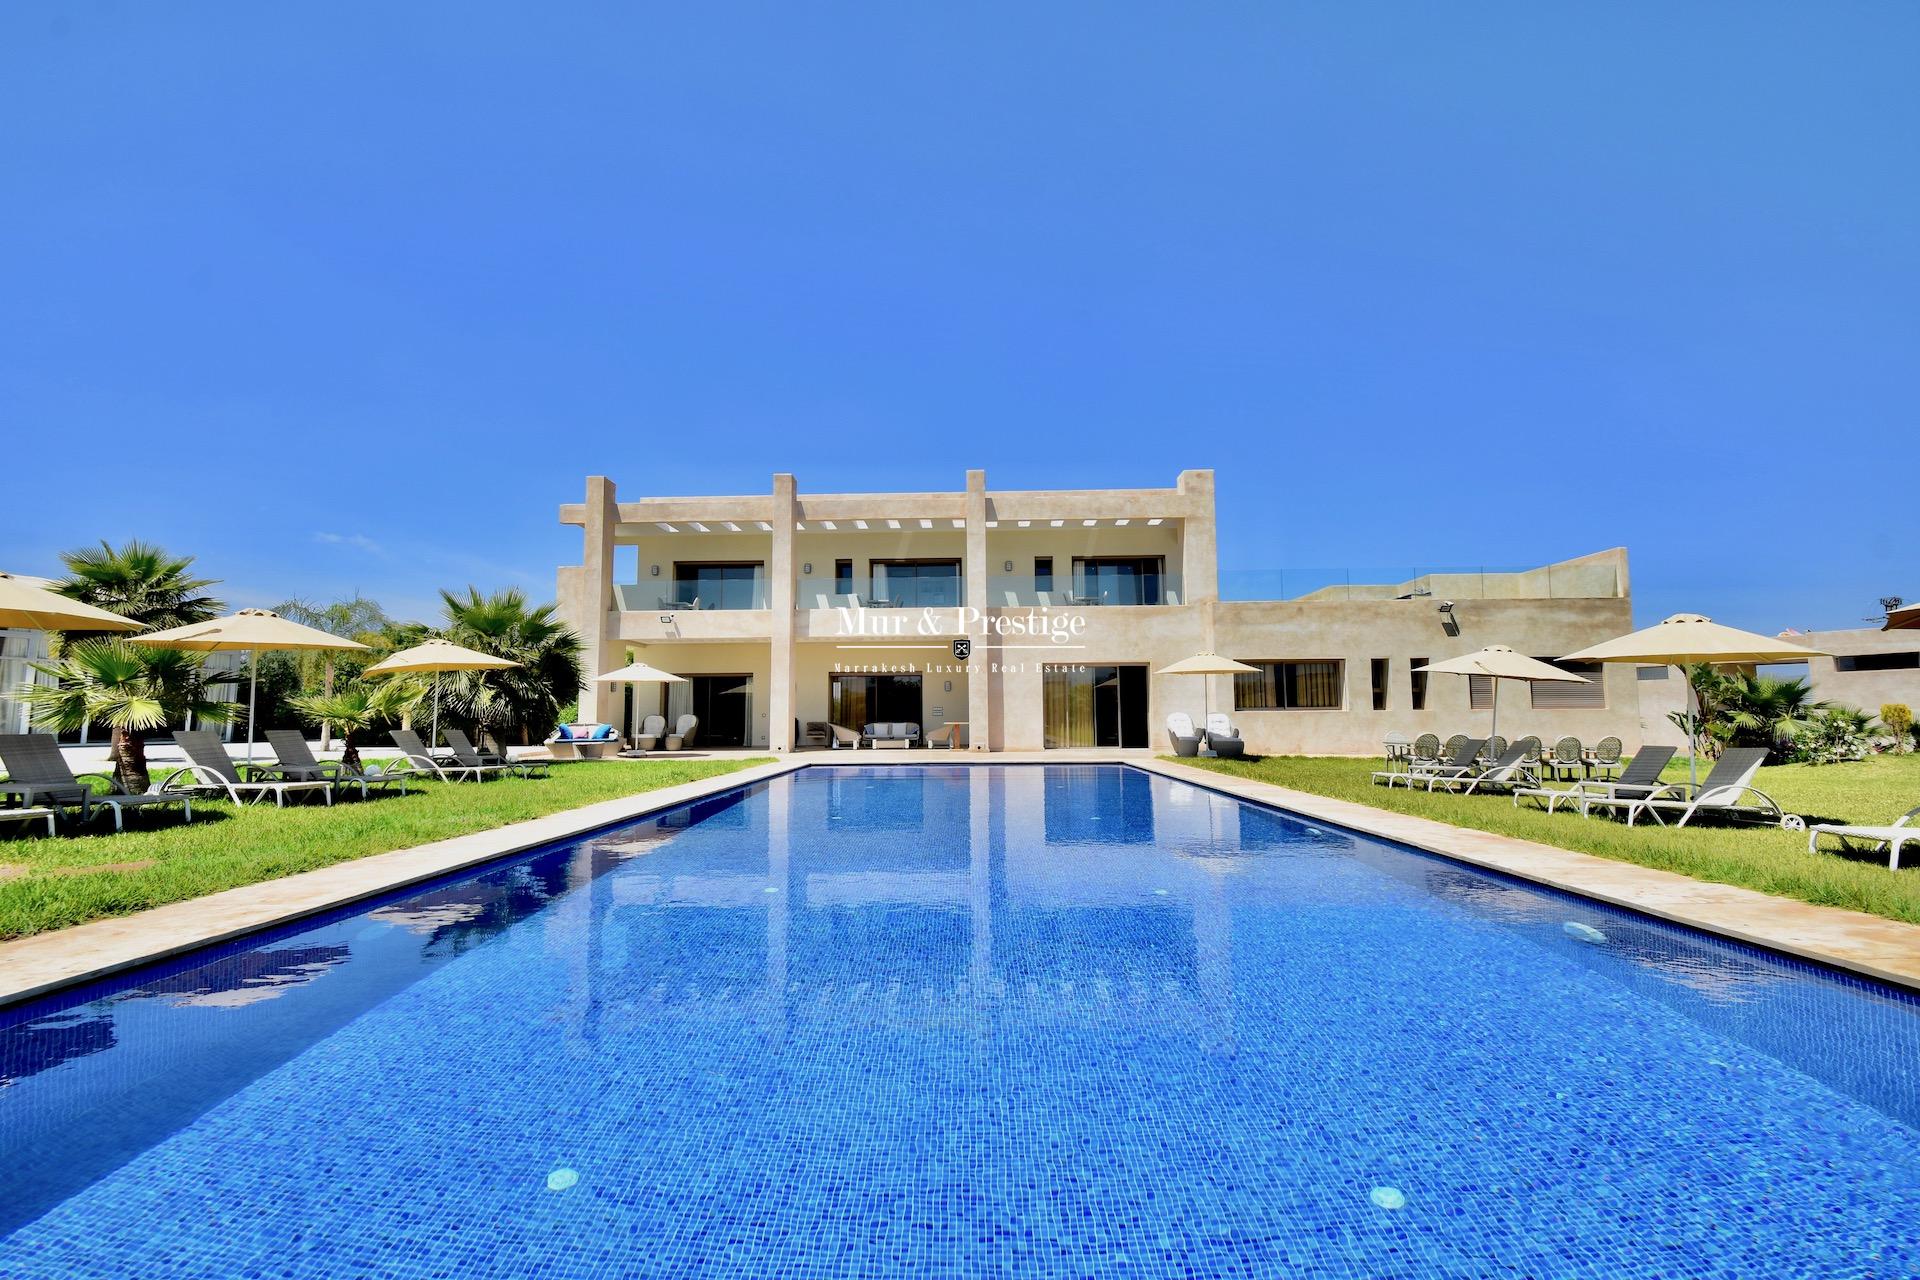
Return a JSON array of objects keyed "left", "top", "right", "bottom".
[
  {"left": 870, "top": 559, "right": 961, "bottom": 607},
  {"left": 1469, "top": 675, "right": 1494, "bottom": 709},
  {"left": 1835, "top": 651, "right": 1920, "bottom": 672},
  {"left": 1410, "top": 658, "right": 1428, "bottom": 711},
  {"left": 1034, "top": 556, "right": 1053, "bottom": 592},
  {"left": 1530, "top": 658, "right": 1605, "bottom": 709},
  {"left": 1072, "top": 556, "right": 1165, "bottom": 606},
  {"left": 834, "top": 559, "right": 853, "bottom": 595},
  {"left": 1636, "top": 666, "right": 1669, "bottom": 681},
  {"left": 1235, "top": 660, "right": 1344, "bottom": 710},
  {"left": 1370, "top": 659, "right": 1389, "bottom": 711},
  {"left": 670, "top": 562, "right": 763, "bottom": 610}
]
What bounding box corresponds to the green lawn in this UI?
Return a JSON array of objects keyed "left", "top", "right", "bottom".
[
  {"left": 1175, "top": 752, "right": 1920, "bottom": 925},
  {"left": 0, "top": 758, "right": 768, "bottom": 941}
]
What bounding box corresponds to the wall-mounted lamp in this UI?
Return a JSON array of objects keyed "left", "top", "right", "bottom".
[
  {"left": 650, "top": 564, "right": 660, "bottom": 577},
  {"left": 944, "top": 680, "right": 954, "bottom": 693},
  {"left": 1002, "top": 560, "right": 1013, "bottom": 573},
  {"left": 802, "top": 562, "right": 813, "bottom": 575},
  {"left": 1437, "top": 600, "right": 1460, "bottom": 638}
]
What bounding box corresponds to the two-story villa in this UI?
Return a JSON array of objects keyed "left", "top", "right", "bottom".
[{"left": 556, "top": 470, "right": 1640, "bottom": 754}]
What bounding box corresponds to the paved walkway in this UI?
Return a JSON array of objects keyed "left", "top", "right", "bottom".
[{"left": 4, "top": 752, "right": 1917, "bottom": 1007}]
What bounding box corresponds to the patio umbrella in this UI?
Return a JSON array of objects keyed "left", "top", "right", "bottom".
[
  {"left": 1156, "top": 652, "right": 1260, "bottom": 749},
  {"left": 0, "top": 571, "right": 143, "bottom": 632},
  {"left": 1886, "top": 602, "right": 1920, "bottom": 631},
  {"left": 1413, "top": 646, "right": 1588, "bottom": 751},
  {"left": 135, "top": 609, "right": 370, "bottom": 765},
  {"left": 1563, "top": 613, "right": 1828, "bottom": 786},
  {"left": 362, "top": 638, "right": 520, "bottom": 755},
  {"left": 594, "top": 660, "right": 685, "bottom": 753}
]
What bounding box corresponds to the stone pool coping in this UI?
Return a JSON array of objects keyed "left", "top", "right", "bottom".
[
  {"left": 1138, "top": 757, "right": 1920, "bottom": 993},
  {"left": 4, "top": 751, "right": 1918, "bottom": 1007}
]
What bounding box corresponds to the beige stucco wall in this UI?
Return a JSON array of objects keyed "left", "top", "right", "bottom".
[{"left": 1788, "top": 627, "right": 1920, "bottom": 716}]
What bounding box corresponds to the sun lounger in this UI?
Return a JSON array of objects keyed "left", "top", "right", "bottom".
[
  {"left": 1614, "top": 747, "right": 1798, "bottom": 828},
  {"left": 0, "top": 806, "right": 57, "bottom": 837},
  {"left": 445, "top": 729, "right": 549, "bottom": 778},
  {"left": 1204, "top": 714, "right": 1246, "bottom": 759},
  {"left": 262, "top": 730, "right": 410, "bottom": 798},
  {"left": 1513, "top": 746, "right": 1676, "bottom": 815},
  {"left": 1428, "top": 740, "right": 1536, "bottom": 794},
  {"left": 162, "top": 730, "right": 333, "bottom": 808},
  {"left": 390, "top": 729, "right": 512, "bottom": 782},
  {"left": 1403, "top": 737, "right": 1487, "bottom": 790},
  {"left": 1808, "top": 806, "right": 1920, "bottom": 870},
  {"left": 1166, "top": 712, "right": 1201, "bottom": 758},
  {"left": 0, "top": 732, "right": 194, "bottom": 831}
]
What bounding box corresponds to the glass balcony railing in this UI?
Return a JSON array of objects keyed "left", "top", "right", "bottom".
[
  {"left": 615, "top": 581, "right": 769, "bottom": 611},
  {"left": 796, "top": 576, "right": 964, "bottom": 611},
  {"left": 989, "top": 573, "right": 1185, "bottom": 608}
]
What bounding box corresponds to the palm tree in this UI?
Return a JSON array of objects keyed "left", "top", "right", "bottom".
[
  {"left": 272, "top": 596, "right": 396, "bottom": 745},
  {"left": 436, "top": 587, "right": 583, "bottom": 747},
  {"left": 288, "top": 683, "right": 416, "bottom": 772},
  {"left": 1689, "top": 665, "right": 1829, "bottom": 749},
  {"left": 55, "top": 540, "right": 223, "bottom": 636},
  {"left": 24, "top": 640, "right": 234, "bottom": 792}
]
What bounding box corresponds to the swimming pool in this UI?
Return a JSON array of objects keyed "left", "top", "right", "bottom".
[{"left": 2, "top": 764, "right": 1916, "bottom": 1277}]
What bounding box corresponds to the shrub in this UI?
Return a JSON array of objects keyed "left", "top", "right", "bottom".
[
  {"left": 1883, "top": 704, "right": 1914, "bottom": 752},
  {"left": 1786, "top": 708, "right": 1874, "bottom": 765}
]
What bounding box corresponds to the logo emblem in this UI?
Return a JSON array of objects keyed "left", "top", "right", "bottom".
[{"left": 951, "top": 638, "right": 972, "bottom": 661}]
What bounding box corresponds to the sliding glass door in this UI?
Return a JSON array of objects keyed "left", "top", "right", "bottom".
[
  {"left": 829, "top": 673, "right": 924, "bottom": 728},
  {"left": 1042, "top": 665, "right": 1148, "bottom": 748}
]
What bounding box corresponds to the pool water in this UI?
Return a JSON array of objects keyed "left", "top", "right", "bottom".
[{"left": 2, "top": 765, "right": 1916, "bottom": 1278}]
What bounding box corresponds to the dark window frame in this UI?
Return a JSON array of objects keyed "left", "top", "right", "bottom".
[{"left": 1233, "top": 659, "right": 1346, "bottom": 711}]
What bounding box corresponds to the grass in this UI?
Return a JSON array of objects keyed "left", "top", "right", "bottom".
[
  {"left": 1174, "top": 751, "right": 1920, "bottom": 926},
  {"left": 0, "top": 757, "right": 769, "bottom": 941}
]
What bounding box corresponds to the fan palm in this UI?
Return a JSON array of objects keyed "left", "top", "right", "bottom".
[
  {"left": 1688, "top": 665, "right": 1829, "bottom": 749},
  {"left": 436, "top": 587, "right": 583, "bottom": 747},
  {"left": 24, "top": 640, "right": 234, "bottom": 792},
  {"left": 271, "top": 596, "right": 398, "bottom": 744},
  {"left": 289, "top": 682, "right": 417, "bottom": 772},
  {"left": 55, "top": 540, "right": 223, "bottom": 636}
]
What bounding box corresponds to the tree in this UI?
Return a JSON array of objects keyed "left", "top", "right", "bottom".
[
  {"left": 25, "top": 640, "right": 233, "bottom": 792},
  {"left": 288, "top": 683, "right": 415, "bottom": 772},
  {"left": 1687, "top": 665, "right": 1830, "bottom": 750},
  {"left": 436, "top": 587, "right": 583, "bottom": 747},
  {"left": 269, "top": 596, "right": 397, "bottom": 745},
  {"left": 55, "top": 540, "right": 223, "bottom": 636}
]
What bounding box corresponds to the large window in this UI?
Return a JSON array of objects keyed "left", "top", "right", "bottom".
[
  {"left": 1043, "top": 664, "right": 1149, "bottom": 747},
  {"left": 830, "top": 673, "right": 923, "bottom": 728},
  {"left": 1836, "top": 651, "right": 1920, "bottom": 672},
  {"left": 1071, "top": 557, "right": 1164, "bottom": 606},
  {"left": 670, "top": 562, "right": 764, "bottom": 610},
  {"left": 870, "top": 560, "right": 961, "bottom": 608},
  {"left": 1234, "top": 660, "right": 1344, "bottom": 711}
]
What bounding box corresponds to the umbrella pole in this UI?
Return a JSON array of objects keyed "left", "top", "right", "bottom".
[
  {"left": 1681, "top": 663, "right": 1697, "bottom": 787},
  {"left": 245, "top": 650, "right": 259, "bottom": 766},
  {"left": 432, "top": 674, "right": 441, "bottom": 752},
  {"left": 1202, "top": 676, "right": 1211, "bottom": 756},
  {"left": 1489, "top": 678, "right": 1499, "bottom": 751}
]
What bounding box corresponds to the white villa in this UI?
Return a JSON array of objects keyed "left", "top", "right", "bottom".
[{"left": 557, "top": 470, "right": 1643, "bottom": 754}]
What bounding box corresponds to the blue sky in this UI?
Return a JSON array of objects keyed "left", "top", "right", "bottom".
[{"left": 2, "top": 4, "right": 1914, "bottom": 631}]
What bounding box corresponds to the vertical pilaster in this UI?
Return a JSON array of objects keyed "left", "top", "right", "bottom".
[
  {"left": 965, "top": 469, "right": 991, "bottom": 750},
  {"left": 769, "top": 473, "right": 797, "bottom": 750},
  {"left": 1178, "top": 468, "right": 1219, "bottom": 605},
  {"left": 579, "top": 476, "right": 618, "bottom": 724}
]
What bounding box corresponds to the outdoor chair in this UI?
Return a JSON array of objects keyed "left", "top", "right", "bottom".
[
  {"left": 1591, "top": 736, "right": 1624, "bottom": 778},
  {"left": 263, "top": 729, "right": 410, "bottom": 798},
  {"left": 1484, "top": 735, "right": 1509, "bottom": 763},
  {"left": 1808, "top": 806, "right": 1920, "bottom": 870},
  {"left": 1374, "top": 733, "right": 1412, "bottom": 785},
  {"left": 390, "top": 729, "right": 515, "bottom": 782},
  {"left": 1204, "top": 713, "right": 1245, "bottom": 759},
  {"left": 827, "top": 723, "right": 863, "bottom": 750},
  {"left": 665, "top": 714, "right": 700, "bottom": 751},
  {"left": 632, "top": 715, "right": 667, "bottom": 752},
  {"left": 162, "top": 730, "right": 333, "bottom": 808},
  {"left": 546, "top": 722, "right": 622, "bottom": 760},
  {"left": 1166, "top": 712, "right": 1201, "bottom": 758},
  {"left": 1513, "top": 746, "right": 1676, "bottom": 816},
  {"left": 446, "top": 728, "right": 549, "bottom": 778},
  {"left": 862, "top": 722, "right": 919, "bottom": 749},
  {"left": 1407, "top": 737, "right": 1489, "bottom": 790},
  {"left": 0, "top": 732, "right": 194, "bottom": 831},
  {"left": 1550, "top": 737, "right": 1584, "bottom": 780},
  {"left": 926, "top": 723, "right": 964, "bottom": 749},
  {"left": 1614, "top": 748, "right": 1798, "bottom": 829},
  {"left": 1427, "top": 741, "right": 1536, "bottom": 795}
]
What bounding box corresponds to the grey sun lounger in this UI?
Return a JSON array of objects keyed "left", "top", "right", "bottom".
[
  {"left": 390, "top": 729, "right": 517, "bottom": 782},
  {"left": 1427, "top": 739, "right": 1539, "bottom": 795},
  {"left": 262, "top": 730, "right": 411, "bottom": 798},
  {"left": 445, "top": 728, "right": 549, "bottom": 778},
  {"left": 1402, "top": 737, "right": 1488, "bottom": 790},
  {"left": 1808, "top": 806, "right": 1920, "bottom": 870},
  {"left": 1613, "top": 747, "right": 1797, "bottom": 829},
  {"left": 0, "top": 732, "right": 194, "bottom": 831},
  {"left": 162, "top": 731, "right": 334, "bottom": 808},
  {"left": 1513, "top": 746, "right": 1676, "bottom": 815}
]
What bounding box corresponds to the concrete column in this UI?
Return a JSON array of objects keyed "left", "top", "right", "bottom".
[
  {"left": 769, "top": 473, "right": 797, "bottom": 751},
  {"left": 578, "top": 476, "right": 619, "bottom": 724},
  {"left": 965, "top": 469, "right": 991, "bottom": 750},
  {"left": 1178, "top": 469, "right": 1219, "bottom": 605}
]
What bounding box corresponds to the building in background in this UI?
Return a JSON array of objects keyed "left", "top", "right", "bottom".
[{"left": 556, "top": 470, "right": 1640, "bottom": 754}]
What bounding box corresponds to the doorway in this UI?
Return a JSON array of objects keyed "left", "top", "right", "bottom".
[
  {"left": 829, "top": 672, "right": 924, "bottom": 727},
  {"left": 1042, "top": 664, "right": 1149, "bottom": 748},
  {"left": 686, "top": 674, "right": 753, "bottom": 747}
]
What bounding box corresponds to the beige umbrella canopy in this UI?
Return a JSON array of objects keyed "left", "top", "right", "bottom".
[
  {"left": 0, "top": 571, "right": 143, "bottom": 632},
  {"left": 362, "top": 639, "right": 521, "bottom": 752},
  {"left": 1156, "top": 653, "right": 1261, "bottom": 745},
  {"left": 136, "top": 608, "right": 371, "bottom": 763},
  {"left": 1414, "top": 645, "right": 1587, "bottom": 749},
  {"left": 1563, "top": 613, "right": 1830, "bottom": 784}
]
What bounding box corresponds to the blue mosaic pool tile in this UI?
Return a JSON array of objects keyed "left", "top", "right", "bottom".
[{"left": 1, "top": 765, "right": 1917, "bottom": 1277}]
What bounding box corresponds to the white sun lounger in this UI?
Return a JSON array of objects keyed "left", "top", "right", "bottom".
[{"left": 1808, "top": 806, "right": 1920, "bottom": 870}]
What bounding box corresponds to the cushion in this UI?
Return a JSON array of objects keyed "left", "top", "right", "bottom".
[{"left": 556, "top": 725, "right": 576, "bottom": 741}]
